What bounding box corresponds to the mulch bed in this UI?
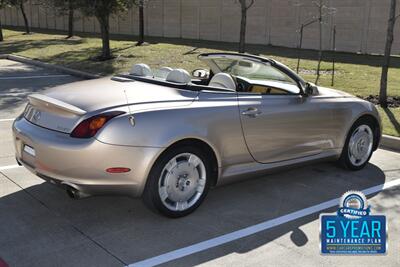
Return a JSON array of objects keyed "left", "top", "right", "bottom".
[
  {"left": 299, "top": 69, "right": 337, "bottom": 75},
  {"left": 357, "top": 95, "right": 400, "bottom": 108}
]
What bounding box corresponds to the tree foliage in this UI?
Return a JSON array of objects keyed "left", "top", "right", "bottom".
[
  {"left": 131, "top": 0, "right": 148, "bottom": 6},
  {"left": 0, "top": 0, "right": 10, "bottom": 8},
  {"left": 41, "top": 0, "right": 79, "bottom": 15},
  {"left": 77, "top": 0, "right": 131, "bottom": 19},
  {"left": 40, "top": 0, "right": 80, "bottom": 38},
  {"left": 76, "top": 0, "right": 132, "bottom": 59}
]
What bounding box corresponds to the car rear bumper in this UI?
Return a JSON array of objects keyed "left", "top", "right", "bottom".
[{"left": 12, "top": 117, "right": 161, "bottom": 197}]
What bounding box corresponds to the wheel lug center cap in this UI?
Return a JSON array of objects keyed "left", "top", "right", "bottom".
[{"left": 177, "top": 174, "right": 190, "bottom": 191}]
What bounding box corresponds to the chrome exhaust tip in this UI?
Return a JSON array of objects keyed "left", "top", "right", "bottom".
[
  {"left": 65, "top": 186, "right": 90, "bottom": 199},
  {"left": 66, "top": 186, "right": 79, "bottom": 199}
]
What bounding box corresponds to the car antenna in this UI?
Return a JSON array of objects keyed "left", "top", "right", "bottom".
[
  {"left": 124, "top": 89, "right": 135, "bottom": 126},
  {"left": 123, "top": 90, "right": 132, "bottom": 114}
]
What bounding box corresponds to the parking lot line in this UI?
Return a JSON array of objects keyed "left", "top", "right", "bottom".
[
  {"left": 0, "top": 75, "right": 70, "bottom": 80},
  {"left": 0, "top": 119, "right": 15, "bottom": 122},
  {"left": 128, "top": 178, "right": 400, "bottom": 267},
  {"left": 0, "top": 165, "right": 21, "bottom": 171}
]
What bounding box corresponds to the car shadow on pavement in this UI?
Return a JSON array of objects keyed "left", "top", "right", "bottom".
[
  {"left": 0, "top": 38, "right": 84, "bottom": 55},
  {"left": 0, "top": 162, "right": 386, "bottom": 266}
]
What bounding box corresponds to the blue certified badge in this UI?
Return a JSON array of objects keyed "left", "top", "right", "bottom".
[{"left": 320, "top": 191, "right": 387, "bottom": 254}]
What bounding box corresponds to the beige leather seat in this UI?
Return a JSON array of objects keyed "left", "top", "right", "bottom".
[
  {"left": 209, "top": 73, "right": 236, "bottom": 91},
  {"left": 166, "top": 69, "right": 191, "bottom": 84},
  {"left": 130, "top": 64, "right": 153, "bottom": 77}
]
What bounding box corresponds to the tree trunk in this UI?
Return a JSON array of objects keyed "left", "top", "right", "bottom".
[
  {"left": 331, "top": 25, "right": 336, "bottom": 86},
  {"left": 138, "top": 5, "right": 144, "bottom": 45},
  {"left": 0, "top": 17, "right": 3, "bottom": 42},
  {"left": 296, "top": 24, "right": 304, "bottom": 73},
  {"left": 67, "top": 1, "right": 74, "bottom": 38},
  {"left": 315, "top": 3, "right": 323, "bottom": 84},
  {"left": 239, "top": 4, "right": 246, "bottom": 53},
  {"left": 98, "top": 15, "right": 111, "bottom": 60},
  {"left": 20, "top": 3, "right": 30, "bottom": 34},
  {"left": 380, "top": 0, "right": 397, "bottom": 108}
]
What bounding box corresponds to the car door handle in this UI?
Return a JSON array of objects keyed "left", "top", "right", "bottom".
[{"left": 241, "top": 107, "right": 262, "bottom": 117}]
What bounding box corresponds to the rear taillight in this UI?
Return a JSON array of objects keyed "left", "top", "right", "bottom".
[{"left": 70, "top": 111, "right": 125, "bottom": 138}]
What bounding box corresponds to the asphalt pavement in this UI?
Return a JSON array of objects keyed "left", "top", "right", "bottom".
[{"left": 0, "top": 59, "right": 399, "bottom": 267}]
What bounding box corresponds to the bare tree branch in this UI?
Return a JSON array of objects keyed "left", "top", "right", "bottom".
[{"left": 246, "top": 0, "right": 255, "bottom": 10}]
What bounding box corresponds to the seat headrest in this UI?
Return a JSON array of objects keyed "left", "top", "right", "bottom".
[
  {"left": 130, "top": 64, "right": 153, "bottom": 77},
  {"left": 209, "top": 73, "right": 236, "bottom": 91},
  {"left": 160, "top": 67, "right": 173, "bottom": 73},
  {"left": 166, "top": 69, "right": 191, "bottom": 84}
]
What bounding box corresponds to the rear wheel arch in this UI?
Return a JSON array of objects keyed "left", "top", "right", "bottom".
[
  {"left": 142, "top": 138, "right": 220, "bottom": 217},
  {"left": 155, "top": 138, "right": 220, "bottom": 186}
]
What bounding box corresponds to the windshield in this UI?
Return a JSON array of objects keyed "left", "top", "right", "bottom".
[{"left": 211, "top": 58, "right": 297, "bottom": 85}]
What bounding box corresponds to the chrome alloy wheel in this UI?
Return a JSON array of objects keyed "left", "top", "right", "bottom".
[
  {"left": 348, "top": 125, "right": 373, "bottom": 166},
  {"left": 158, "top": 153, "right": 207, "bottom": 211}
]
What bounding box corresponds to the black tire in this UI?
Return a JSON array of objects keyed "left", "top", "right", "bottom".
[
  {"left": 142, "top": 145, "right": 212, "bottom": 218},
  {"left": 338, "top": 118, "right": 376, "bottom": 171}
]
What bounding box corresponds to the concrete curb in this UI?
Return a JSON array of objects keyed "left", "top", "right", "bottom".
[
  {"left": 380, "top": 135, "right": 400, "bottom": 152},
  {"left": 0, "top": 54, "right": 100, "bottom": 79}
]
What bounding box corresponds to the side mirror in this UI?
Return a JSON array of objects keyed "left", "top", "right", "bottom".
[
  {"left": 304, "top": 82, "right": 318, "bottom": 96},
  {"left": 192, "top": 69, "right": 209, "bottom": 79}
]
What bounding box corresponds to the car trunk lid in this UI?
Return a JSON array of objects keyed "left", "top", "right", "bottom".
[
  {"left": 24, "top": 95, "right": 86, "bottom": 133},
  {"left": 24, "top": 77, "right": 197, "bottom": 133}
]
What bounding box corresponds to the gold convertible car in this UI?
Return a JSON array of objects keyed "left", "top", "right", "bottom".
[{"left": 13, "top": 53, "right": 381, "bottom": 217}]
